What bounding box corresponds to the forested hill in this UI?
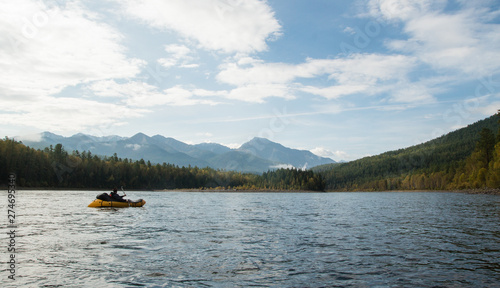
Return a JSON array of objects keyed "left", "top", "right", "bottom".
[
  {"left": 315, "top": 113, "right": 500, "bottom": 191},
  {"left": 0, "top": 139, "right": 325, "bottom": 191}
]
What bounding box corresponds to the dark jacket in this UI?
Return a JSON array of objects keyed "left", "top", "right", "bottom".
[{"left": 110, "top": 191, "right": 126, "bottom": 202}]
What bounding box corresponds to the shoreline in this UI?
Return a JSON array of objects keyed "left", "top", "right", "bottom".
[
  {"left": 454, "top": 188, "right": 500, "bottom": 195},
  {"left": 3, "top": 186, "right": 499, "bottom": 195},
  {"left": 154, "top": 188, "right": 325, "bottom": 193}
]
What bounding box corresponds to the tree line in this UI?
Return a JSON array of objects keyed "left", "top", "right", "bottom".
[
  {"left": 318, "top": 113, "right": 500, "bottom": 191},
  {"left": 0, "top": 139, "right": 325, "bottom": 191}
]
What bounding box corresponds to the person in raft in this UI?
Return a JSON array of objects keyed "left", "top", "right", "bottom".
[{"left": 110, "top": 188, "right": 127, "bottom": 202}]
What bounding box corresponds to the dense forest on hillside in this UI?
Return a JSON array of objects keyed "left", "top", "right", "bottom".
[
  {"left": 2, "top": 113, "right": 499, "bottom": 192},
  {"left": 316, "top": 113, "right": 500, "bottom": 191},
  {"left": 0, "top": 139, "right": 325, "bottom": 191}
]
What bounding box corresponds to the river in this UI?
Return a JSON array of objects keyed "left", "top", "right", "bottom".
[{"left": 2, "top": 190, "right": 499, "bottom": 287}]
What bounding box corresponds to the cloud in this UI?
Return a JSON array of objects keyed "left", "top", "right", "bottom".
[
  {"left": 270, "top": 164, "right": 296, "bottom": 169},
  {"left": 217, "top": 60, "right": 301, "bottom": 86},
  {"left": 89, "top": 80, "right": 155, "bottom": 98},
  {"left": 16, "top": 133, "right": 43, "bottom": 142},
  {"left": 158, "top": 44, "right": 199, "bottom": 69},
  {"left": 311, "top": 147, "right": 347, "bottom": 160},
  {"left": 118, "top": 0, "right": 281, "bottom": 54},
  {"left": 125, "top": 144, "right": 141, "bottom": 150},
  {"left": 299, "top": 85, "right": 368, "bottom": 100},
  {"left": 0, "top": 0, "right": 144, "bottom": 99},
  {"left": 388, "top": 82, "right": 434, "bottom": 103},
  {"left": 370, "top": 0, "right": 500, "bottom": 77},
  {"left": 217, "top": 54, "right": 427, "bottom": 103},
  {"left": 460, "top": 93, "right": 500, "bottom": 116},
  {"left": 369, "top": 0, "right": 447, "bottom": 21},
  {"left": 226, "top": 84, "right": 294, "bottom": 103},
  {"left": 477, "top": 101, "right": 500, "bottom": 116},
  {"left": 0, "top": 96, "right": 148, "bottom": 133},
  {"left": 0, "top": 0, "right": 147, "bottom": 133},
  {"left": 89, "top": 80, "right": 224, "bottom": 107}
]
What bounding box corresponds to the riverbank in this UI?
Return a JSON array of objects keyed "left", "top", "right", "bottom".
[
  {"left": 458, "top": 188, "right": 500, "bottom": 195},
  {"left": 156, "top": 188, "right": 500, "bottom": 194},
  {"left": 154, "top": 188, "right": 324, "bottom": 193},
  {"left": 3, "top": 186, "right": 499, "bottom": 194}
]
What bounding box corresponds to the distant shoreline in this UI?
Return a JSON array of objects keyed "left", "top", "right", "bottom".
[
  {"left": 155, "top": 188, "right": 325, "bottom": 193},
  {"left": 453, "top": 188, "right": 500, "bottom": 195},
  {"left": 2, "top": 186, "right": 499, "bottom": 195},
  {"left": 157, "top": 188, "right": 500, "bottom": 195}
]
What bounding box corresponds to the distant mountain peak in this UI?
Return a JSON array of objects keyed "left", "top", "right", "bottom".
[
  {"left": 131, "top": 132, "right": 149, "bottom": 138},
  {"left": 129, "top": 132, "right": 151, "bottom": 143},
  {"left": 41, "top": 131, "right": 64, "bottom": 139},
  {"left": 19, "top": 131, "right": 335, "bottom": 172},
  {"left": 244, "top": 137, "right": 285, "bottom": 150},
  {"left": 239, "top": 137, "right": 335, "bottom": 168}
]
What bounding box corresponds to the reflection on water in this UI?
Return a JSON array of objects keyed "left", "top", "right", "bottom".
[{"left": 1, "top": 191, "right": 500, "bottom": 287}]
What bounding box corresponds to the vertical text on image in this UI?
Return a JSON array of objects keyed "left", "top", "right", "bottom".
[{"left": 6, "top": 173, "right": 17, "bottom": 281}]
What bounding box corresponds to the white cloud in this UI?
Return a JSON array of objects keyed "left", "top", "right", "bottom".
[
  {"left": 270, "top": 164, "right": 296, "bottom": 169},
  {"left": 180, "top": 63, "right": 199, "bottom": 69},
  {"left": 91, "top": 78, "right": 297, "bottom": 106},
  {"left": 89, "top": 80, "right": 157, "bottom": 98},
  {"left": 226, "top": 84, "right": 294, "bottom": 103},
  {"left": 89, "top": 80, "right": 223, "bottom": 107},
  {"left": 369, "top": 0, "right": 447, "bottom": 21},
  {"left": 118, "top": 0, "right": 281, "bottom": 54},
  {"left": 389, "top": 82, "right": 435, "bottom": 103},
  {"left": 0, "top": 0, "right": 147, "bottom": 133},
  {"left": 0, "top": 0, "right": 144, "bottom": 99},
  {"left": 343, "top": 26, "right": 356, "bottom": 35},
  {"left": 217, "top": 60, "right": 300, "bottom": 86},
  {"left": 16, "top": 133, "right": 43, "bottom": 142},
  {"left": 300, "top": 85, "right": 368, "bottom": 100},
  {"left": 371, "top": 0, "right": 500, "bottom": 77},
  {"left": 217, "top": 54, "right": 425, "bottom": 103},
  {"left": 0, "top": 96, "right": 148, "bottom": 134},
  {"left": 460, "top": 94, "right": 500, "bottom": 116},
  {"left": 477, "top": 101, "right": 500, "bottom": 116},
  {"left": 125, "top": 144, "right": 142, "bottom": 150},
  {"left": 311, "top": 147, "right": 347, "bottom": 160},
  {"left": 158, "top": 44, "right": 198, "bottom": 69}
]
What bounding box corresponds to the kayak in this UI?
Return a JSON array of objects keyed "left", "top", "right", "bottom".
[{"left": 88, "top": 199, "right": 146, "bottom": 208}]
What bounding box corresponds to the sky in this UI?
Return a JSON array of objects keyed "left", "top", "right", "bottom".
[{"left": 1, "top": 0, "right": 500, "bottom": 161}]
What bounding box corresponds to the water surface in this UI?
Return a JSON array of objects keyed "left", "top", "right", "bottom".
[{"left": 2, "top": 191, "right": 499, "bottom": 287}]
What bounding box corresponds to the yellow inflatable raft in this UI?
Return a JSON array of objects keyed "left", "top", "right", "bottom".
[{"left": 88, "top": 199, "right": 146, "bottom": 208}]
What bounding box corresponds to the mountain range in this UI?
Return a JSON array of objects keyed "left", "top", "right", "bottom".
[{"left": 19, "top": 132, "right": 335, "bottom": 173}]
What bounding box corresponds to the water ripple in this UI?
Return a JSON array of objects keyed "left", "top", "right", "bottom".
[{"left": 3, "top": 191, "right": 500, "bottom": 287}]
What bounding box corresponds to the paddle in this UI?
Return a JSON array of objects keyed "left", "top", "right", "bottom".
[{"left": 121, "top": 186, "right": 130, "bottom": 204}]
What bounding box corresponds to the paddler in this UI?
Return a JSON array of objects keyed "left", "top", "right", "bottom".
[{"left": 110, "top": 187, "right": 127, "bottom": 202}]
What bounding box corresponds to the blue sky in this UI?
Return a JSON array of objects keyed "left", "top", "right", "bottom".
[{"left": 2, "top": 0, "right": 500, "bottom": 161}]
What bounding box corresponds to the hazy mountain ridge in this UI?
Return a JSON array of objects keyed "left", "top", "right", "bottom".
[
  {"left": 239, "top": 137, "right": 334, "bottom": 169},
  {"left": 19, "top": 132, "right": 335, "bottom": 173}
]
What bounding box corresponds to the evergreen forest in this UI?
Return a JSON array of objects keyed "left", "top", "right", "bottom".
[
  {"left": 1, "top": 113, "right": 499, "bottom": 192},
  {"left": 0, "top": 139, "right": 325, "bottom": 191},
  {"left": 315, "top": 113, "right": 500, "bottom": 191}
]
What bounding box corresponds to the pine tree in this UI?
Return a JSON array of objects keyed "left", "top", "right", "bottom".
[{"left": 476, "top": 128, "right": 495, "bottom": 167}]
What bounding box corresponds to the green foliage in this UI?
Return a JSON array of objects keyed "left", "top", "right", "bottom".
[
  {"left": 0, "top": 138, "right": 325, "bottom": 191},
  {"left": 475, "top": 128, "right": 495, "bottom": 166},
  {"left": 317, "top": 113, "right": 500, "bottom": 191}
]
